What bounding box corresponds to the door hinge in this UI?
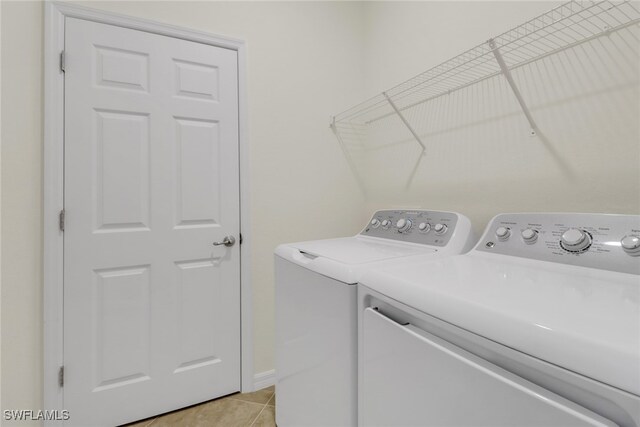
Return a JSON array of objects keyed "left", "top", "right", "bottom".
[
  {"left": 60, "top": 51, "right": 65, "bottom": 72},
  {"left": 58, "top": 366, "right": 64, "bottom": 387},
  {"left": 59, "top": 209, "right": 65, "bottom": 232},
  {"left": 239, "top": 233, "right": 243, "bottom": 245}
]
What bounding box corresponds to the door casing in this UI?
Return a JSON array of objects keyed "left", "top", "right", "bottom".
[{"left": 43, "top": 2, "right": 253, "bottom": 421}]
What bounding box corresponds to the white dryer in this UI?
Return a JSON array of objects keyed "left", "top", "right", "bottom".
[
  {"left": 359, "top": 213, "right": 640, "bottom": 427},
  {"left": 275, "top": 209, "right": 475, "bottom": 427}
]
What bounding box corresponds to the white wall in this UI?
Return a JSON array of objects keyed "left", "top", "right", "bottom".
[
  {"left": 1, "top": 0, "right": 366, "bottom": 418},
  {"left": 0, "top": 0, "right": 3, "bottom": 414},
  {"left": 1, "top": 0, "right": 45, "bottom": 419},
  {"left": 355, "top": 1, "right": 640, "bottom": 233}
]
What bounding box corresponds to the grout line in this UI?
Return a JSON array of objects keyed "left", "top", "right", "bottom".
[
  {"left": 265, "top": 394, "right": 275, "bottom": 406},
  {"left": 249, "top": 403, "right": 268, "bottom": 427},
  {"left": 228, "top": 395, "right": 271, "bottom": 406},
  {"left": 139, "top": 392, "right": 273, "bottom": 426}
]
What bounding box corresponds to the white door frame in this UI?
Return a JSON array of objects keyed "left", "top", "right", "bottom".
[{"left": 43, "top": 1, "right": 253, "bottom": 418}]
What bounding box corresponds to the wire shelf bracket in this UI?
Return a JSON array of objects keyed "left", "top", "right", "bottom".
[
  {"left": 330, "top": 117, "right": 368, "bottom": 195},
  {"left": 488, "top": 38, "right": 539, "bottom": 137},
  {"left": 382, "top": 92, "right": 428, "bottom": 152}
]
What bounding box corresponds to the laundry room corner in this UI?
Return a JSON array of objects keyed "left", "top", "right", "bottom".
[
  {"left": 1, "top": 1, "right": 638, "bottom": 425},
  {"left": 355, "top": 1, "right": 640, "bottom": 232}
]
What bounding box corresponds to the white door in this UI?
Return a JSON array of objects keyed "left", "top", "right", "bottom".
[{"left": 63, "top": 17, "right": 240, "bottom": 427}]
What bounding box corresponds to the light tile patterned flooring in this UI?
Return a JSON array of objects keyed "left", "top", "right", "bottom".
[{"left": 126, "top": 386, "right": 275, "bottom": 427}]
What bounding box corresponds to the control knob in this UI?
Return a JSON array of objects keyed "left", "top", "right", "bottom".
[
  {"left": 396, "top": 218, "right": 413, "bottom": 233},
  {"left": 521, "top": 228, "right": 538, "bottom": 244},
  {"left": 370, "top": 218, "right": 380, "bottom": 228},
  {"left": 495, "top": 227, "right": 511, "bottom": 241},
  {"left": 381, "top": 220, "right": 391, "bottom": 229},
  {"left": 621, "top": 235, "right": 640, "bottom": 256},
  {"left": 434, "top": 223, "right": 448, "bottom": 235},
  {"left": 560, "top": 228, "right": 592, "bottom": 253},
  {"left": 418, "top": 222, "right": 430, "bottom": 232}
]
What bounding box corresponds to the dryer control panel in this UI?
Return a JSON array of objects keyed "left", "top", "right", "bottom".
[
  {"left": 361, "top": 210, "right": 459, "bottom": 247},
  {"left": 477, "top": 213, "right": 640, "bottom": 275}
]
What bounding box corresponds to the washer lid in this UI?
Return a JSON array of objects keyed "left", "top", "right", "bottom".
[
  {"left": 275, "top": 236, "right": 436, "bottom": 284},
  {"left": 360, "top": 252, "right": 640, "bottom": 396},
  {"left": 293, "top": 236, "right": 436, "bottom": 264}
]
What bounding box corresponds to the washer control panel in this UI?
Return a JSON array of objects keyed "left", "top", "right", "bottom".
[
  {"left": 361, "top": 210, "right": 458, "bottom": 247},
  {"left": 477, "top": 213, "right": 640, "bottom": 275}
]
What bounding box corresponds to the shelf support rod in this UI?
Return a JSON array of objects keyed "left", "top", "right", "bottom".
[
  {"left": 383, "top": 92, "right": 427, "bottom": 152},
  {"left": 488, "top": 38, "right": 538, "bottom": 137},
  {"left": 330, "top": 116, "right": 368, "bottom": 195}
]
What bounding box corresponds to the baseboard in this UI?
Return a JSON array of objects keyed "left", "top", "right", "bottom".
[{"left": 253, "top": 369, "right": 275, "bottom": 390}]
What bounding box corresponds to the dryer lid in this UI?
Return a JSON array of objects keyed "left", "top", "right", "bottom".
[
  {"left": 292, "top": 236, "right": 436, "bottom": 264},
  {"left": 275, "top": 236, "right": 438, "bottom": 285}
]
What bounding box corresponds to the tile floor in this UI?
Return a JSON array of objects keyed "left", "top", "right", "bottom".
[{"left": 125, "top": 386, "right": 275, "bottom": 427}]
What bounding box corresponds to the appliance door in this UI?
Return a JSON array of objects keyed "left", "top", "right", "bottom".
[{"left": 361, "top": 307, "right": 617, "bottom": 427}]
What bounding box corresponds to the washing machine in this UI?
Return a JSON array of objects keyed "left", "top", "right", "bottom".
[
  {"left": 359, "top": 213, "right": 640, "bottom": 427},
  {"left": 274, "top": 209, "right": 475, "bottom": 427}
]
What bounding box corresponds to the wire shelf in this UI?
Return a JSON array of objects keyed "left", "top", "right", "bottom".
[{"left": 332, "top": 0, "right": 640, "bottom": 131}]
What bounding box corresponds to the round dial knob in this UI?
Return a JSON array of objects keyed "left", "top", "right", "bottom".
[
  {"left": 521, "top": 228, "right": 538, "bottom": 244},
  {"left": 560, "top": 228, "right": 592, "bottom": 253},
  {"left": 434, "top": 223, "right": 448, "bottom": 235},
  {"left": 370, "top": 218, "right": 380, "bottom": 228},
  {"left": 418, "top": 222, "right": 430, "bottom": 232},
  {"left": 396, "top": 218, "right": 413, "bottom": 233},
  {"left": 621, "top": 235, "right": 640, "bottom": 255},
  {"left": 381, "top": 220, "right": 391, "bottom": 229},
  {"left": 495, "top": 226, "right": 511, "bottom": 241}
]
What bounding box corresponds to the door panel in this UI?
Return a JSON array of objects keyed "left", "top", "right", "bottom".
[
  {"left": 361, "top": 307, "right": 616, "bottom": 427},
  {"left": 95, "top": 45, "right": 149, "bottom": 92},
  {"left": 175, "top": 118, "right": 221, "bottom": 226},
  {"left": 95, "top": 110, "right": 150, "bottom": 231},
  {"left": 64, "top": 17, "right": 240, "bottom": 427},
  {"left": 93, "top": 265, "right": 151, "bottom": 391},
  {"left": 174, "top": 59, "right": 219, "bottom": 100},
  {"left": 174, "top": 259, "right": 222, "bottom": 372}
]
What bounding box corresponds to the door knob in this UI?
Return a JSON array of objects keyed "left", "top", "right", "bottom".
[{"left": 213, "top": 236, "right": 236, "bottom": 247}]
